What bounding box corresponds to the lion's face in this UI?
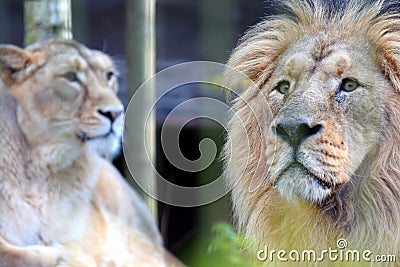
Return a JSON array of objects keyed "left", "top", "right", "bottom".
[
  {"left": 0, "top": 40, "right": 123, "bottom": 158},
  {"left": 263, "top": 38, "right": 390, "bottom": 203},
  {"left": 225, "top": 0, "right": 400, "bottom": 253}
]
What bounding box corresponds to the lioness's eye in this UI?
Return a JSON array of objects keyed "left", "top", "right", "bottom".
[
  {"left": 340, "top": 78, "right": 360, "bottom": 92},
  {"left": 275, "top": 80, "right": 290, "bottom": 95},
  {"left": 61, "top": 71, "right": 79, "bottom": 82},
  {"left": 106, "top": 71, "right": 114, "bottom": 81}
]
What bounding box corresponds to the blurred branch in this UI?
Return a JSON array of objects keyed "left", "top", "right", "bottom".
[
  {"left": 24, "top": 0, "right": 72, "bottom": 45},
  {"left": 125, "top": 0, "right": 157, "bottom": 220}
]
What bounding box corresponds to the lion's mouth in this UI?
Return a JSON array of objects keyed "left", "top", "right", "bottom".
[
  {"left": 276, "top": 162, "right": 333, "bottom": 190},
  {"left": 76, "top": 130, "right": 113, "bottom": 143},
  {"left": 301, "top": 165, "right": 332, "bottom": 189}
]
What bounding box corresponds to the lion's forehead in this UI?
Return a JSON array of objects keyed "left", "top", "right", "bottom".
[
  {"left": 30, "top": 42, "right": 115, "bottom": 75},
  {"left": 49, "top": 54, "right": 112, "bottom": 75},
  {"left": 274, "top": 39, "right": 379, "bottom": 89},
  {"left": 280, "top": 44, "right": 349, "bottom": 76},
  {"left": 88, "top": 50, "right": 114, "bottom": 70}
]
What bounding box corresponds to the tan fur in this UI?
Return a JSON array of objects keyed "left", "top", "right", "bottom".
[
  {"left": 224, "top": 1, "right": 400, "bottom": 266},
  {"left": 0, "top": 39, "right": 175, "bottom": 266}
]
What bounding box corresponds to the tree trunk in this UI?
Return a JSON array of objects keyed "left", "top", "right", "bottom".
[
  {"left": 24, "top": 0, "right": 72, "bottom": 45},
  {"left": 125, "top": 0, "right": 157, "bottom": 220}
]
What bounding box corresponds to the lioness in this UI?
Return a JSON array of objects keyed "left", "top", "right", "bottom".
[
  {"left": 0, "top": 39, "right": 173, "bottom": 266},
  {"left": 224, "top": 0, "right": 400, "bottom": 266}
]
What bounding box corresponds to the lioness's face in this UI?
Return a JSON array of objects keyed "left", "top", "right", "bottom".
[
  {"left": 0, "top": 40, "right": 124, "bottom": 157},
  {"left": 264, "top": 38, "right": 390, "bottom": 203}
]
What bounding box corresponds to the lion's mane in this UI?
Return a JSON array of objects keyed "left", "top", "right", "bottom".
[{"left": 224, "top": 0, "right": 400, "bottom": 258}]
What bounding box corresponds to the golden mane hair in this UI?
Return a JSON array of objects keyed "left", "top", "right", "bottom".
[{"left": 224, "top": 0, "right": 400, "bottom": 260}]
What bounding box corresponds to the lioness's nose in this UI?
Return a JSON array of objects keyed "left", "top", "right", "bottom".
[
  {"left": 273, "top": 120, "right": 322, "bottom": 147},
  {"left": 98, "top": 108, "right": 123, "bottom": 123}
]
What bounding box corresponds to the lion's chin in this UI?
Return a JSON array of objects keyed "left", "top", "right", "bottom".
[
  {"left": 87, "top": 133, "right": 121, "bottom": 159},
  {"left": 274, "top": 163, "right": 332, "bottom": 203}
]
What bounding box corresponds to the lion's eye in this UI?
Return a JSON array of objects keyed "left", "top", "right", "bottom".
[
  {"left": 340, "top": 78, "right": 360, "bottom": 92},
  {"left": 106, "top": 71, "right": 114, "bottom": 81},
  {"left": 275, "top": 80, "right": 290, "bottom": 95},
  {"left": 61, "top": 71, "right": 79, "bottom": 82}
]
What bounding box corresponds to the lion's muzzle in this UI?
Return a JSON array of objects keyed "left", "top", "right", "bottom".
[{"left": 273, "top": 119, "right": 323, "bottom": 150}]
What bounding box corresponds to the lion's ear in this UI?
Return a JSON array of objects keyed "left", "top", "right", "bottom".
[
  {"left": 381, "top": 57, "right": 400, "bottom": 93},
  {"left": 0, "top": 45, "right": 33, "bottom": 87}
]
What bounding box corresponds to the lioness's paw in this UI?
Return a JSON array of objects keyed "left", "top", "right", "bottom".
[
  {"left": 98, "top": 259, "right": 117, "bottom": 267},
  {"left": 55, "top": 253, "right": 97, "bottom": 267},
  {"left": 4, "top": 243, "right": 97, "bottom": 267}
]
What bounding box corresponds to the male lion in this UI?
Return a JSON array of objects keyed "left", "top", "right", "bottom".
[
  {"left": 0, "top": 39, "right": 178, "bottom": 266},
  {"left": 224, "top": 0, "right": 400, "bottom": 266}
]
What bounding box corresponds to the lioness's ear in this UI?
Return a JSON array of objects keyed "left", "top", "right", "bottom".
[{"left": 0, "top": 45, "right": 33, "bottom": 86}]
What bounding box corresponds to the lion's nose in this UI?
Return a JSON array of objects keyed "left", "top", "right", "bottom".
[
  {"left": 273, "top": 120, "right": 323, "bottom": 147},
  {"left": 98, "top": 109, "right": 123, "bottom": 123}
]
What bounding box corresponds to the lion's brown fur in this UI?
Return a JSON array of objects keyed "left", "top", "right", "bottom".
[{"left": 224, "top": 0, "right": 400, "bottom": 265}]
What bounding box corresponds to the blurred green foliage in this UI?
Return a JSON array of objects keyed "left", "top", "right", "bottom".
[
  {"left": 207, "top": 221, "right": 259, "bottom": 267},
  {"left": 178, "top": 221, "right": 260, "bottom": 266}
]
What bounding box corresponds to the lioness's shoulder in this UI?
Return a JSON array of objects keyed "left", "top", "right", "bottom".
[{"left": 94, "top": 159, "right": 162, "bottom": 244}]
